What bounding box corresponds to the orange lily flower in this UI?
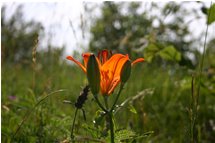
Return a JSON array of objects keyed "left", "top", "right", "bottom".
[{"left": 67, "top": 50, "right": 144, "bottom": 95}]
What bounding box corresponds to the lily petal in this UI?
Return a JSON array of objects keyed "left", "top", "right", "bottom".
[
  {"left": 108, "top": 77, "right": 120, "bottom": 95},
  {"left": 108, "top": 55, "right": 129, "bottom": 94},
  {"left": 98, "top": 49, "right": 109, "bottom": 65},
  {"left": 66, "top": 56, "right": 86, "bottom": 73},
  {"left": 101, "top": 50, "right": 109, "bottom": 64},
  {"left": 101, "top": 54, "right": 129, "bottom": 95},
  {"left": 131, "top": 58, "right": 144, "bottom": 66},
  {"left": 82, "top": 53, "right": 91, "bottom": 68},
  {"left": 112, "top": 54, "right": 129, "bottom": 78},
  {"left": 102, "top": 54, "right": 127, "bottom": 72}
]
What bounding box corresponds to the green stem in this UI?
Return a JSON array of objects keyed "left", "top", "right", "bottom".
[
  {"left": 71, "top": 108, "right": 78, "bottom": 141},
  {"left": 107, "top": 83, "right": 124, "bottom": 143},
  {"left": 104, "top": 96, "right": 109, "bottom": 109},
  {"left": 190, "top": 75, "right": 194, "bottom": 143},
  {"left": 196, "top": 1, "right": 212, "bottom": 106},
  {"left": 94, "top": 95, "right": 108, "bottom": 112},
  {"left": 191, "top": 2, "right": 212, "bottom": 142},
  {"left": 110, "top": 84, "right": 124, "bottom": 112},
  {"left": 93, "top": 84, "right": 124, "bottom": 143},
  {"left": 109, "top": 111, "right": 114, "bottom": 143}
]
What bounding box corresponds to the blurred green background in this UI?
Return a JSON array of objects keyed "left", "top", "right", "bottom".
[{"left": 1, "top": 2, "right": 215, "bottom": 143}]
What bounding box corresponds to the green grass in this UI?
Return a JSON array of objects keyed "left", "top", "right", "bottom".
[{"left": 1, "top": 60, "right": 215, "bottom": 142}]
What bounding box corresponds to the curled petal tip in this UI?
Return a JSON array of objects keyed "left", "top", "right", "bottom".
[
  {"left": 66, "top": 56, "right": 73, "bottom": 60},
  {"left": 66, "top": 55, "right": 86, "bottom": 73},
  {"left": 132, "top": 58, "right": 144, "bottom": 66}
]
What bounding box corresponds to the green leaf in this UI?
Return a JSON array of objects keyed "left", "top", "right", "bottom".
[
  {"left": 115, "top": 129, "right": 136, "bottom": 142},
  {"left": 177, "top": 77, "right": 192, "bottom": 91},
  {"left": 93, "top": 110, "right": 106, "bottom": 128},
  {"left": 114, "top": 129, "right": 154, "bottom": 143},
  {"left": 81, "top": 123, "right": 101, "bottom": 138},
  {"left": 144, "top": 44, "right": 160, "bottom": 62},
  {"left": 128, "top": 104, "right": 137, "bottom": 114},
  {"left": 208, "top": 4, "right": 215, "bottom": 25},
  {"left": 158, "top": 45, "right": 181, "bottom": 62}
]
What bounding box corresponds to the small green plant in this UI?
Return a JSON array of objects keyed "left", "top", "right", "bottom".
[{"left": 189, "top": 2, "right": 214, "bottom": 143}]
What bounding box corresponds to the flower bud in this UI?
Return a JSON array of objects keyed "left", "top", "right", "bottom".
[
  {"left": 120, "top": 60, "right": 131, "bottom": 84},
  {"left": 87, "top": 54, "right": 100, "bottom": 95}
]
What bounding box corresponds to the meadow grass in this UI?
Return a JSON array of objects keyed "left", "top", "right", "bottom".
[{"left": 2, "top": 58, "right": 215, "bottom": 142}]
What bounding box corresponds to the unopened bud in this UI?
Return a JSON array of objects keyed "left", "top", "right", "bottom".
[
  {"left": 120, "top": 60, "right": 131, "bottom": 84},
  {"left": 87, "top": 54, "right": 100, "bottom": 95}
]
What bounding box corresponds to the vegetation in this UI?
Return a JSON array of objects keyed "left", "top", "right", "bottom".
[{"left": 1, "top": 2, "right": 215, "bottom": 143}]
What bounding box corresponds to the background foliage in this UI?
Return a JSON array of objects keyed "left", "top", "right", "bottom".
[{"left": 1, "top": 2, "right": 215, "bottom": 143}]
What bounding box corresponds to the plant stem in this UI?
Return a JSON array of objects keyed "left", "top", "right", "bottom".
[
  {"left": 110, "top": 84, "right": 124, "bottom": 112},
  {"left": 190, "top": 2, "right": 212, "bottom": 142},
  {"left": 196, "top": 1, "right": 212, "bottom": 106},
  {"left": 94, "top": 95, "right": 108, "bottom": 112},
  {"left": 190, "top": 75, "right": 195, "bottom": 143},
  {"left": 104, "top": 96, "right": 109, "bottom": 109},
  {"left": 109, "top": 111, "right": 114, "bottom": 143},
  {"left": 71, "top": 108, "right": 78, "bottom": 141},
  {"left": 105, "top": 83, "right": 124, "bottom": 143},
  {"left": 93, "top": 84, "right": 124, "bottom": 143}
]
